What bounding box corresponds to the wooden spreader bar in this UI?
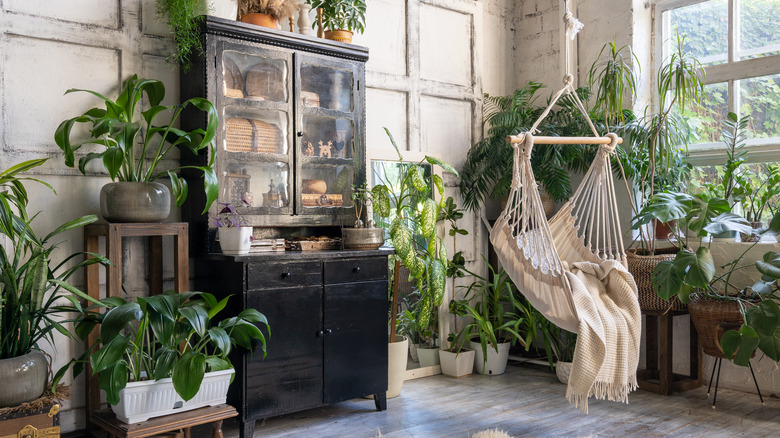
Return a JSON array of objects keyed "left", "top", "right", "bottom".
[{"left": 506, "top": 134, "right": 624, "bottom": 145}]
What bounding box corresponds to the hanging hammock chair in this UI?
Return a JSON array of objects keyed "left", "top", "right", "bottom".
[{"left": 488, "top": 1, "right": 641, "bottom": 414}]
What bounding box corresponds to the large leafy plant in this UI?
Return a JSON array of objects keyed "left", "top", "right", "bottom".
[
  {"left": 371, "top": 128, "right": 458, "bottom": 346},
  {"left": 307, "top": 0, "right": 366, "bottom": 33},
  {"left": 55, "top": 74, "right": 219, "bottom": 214},
  {"left": 59, "top": 291, "right": 269, "bottom": 405},
  {"left": 0, "top": 159, "right": 106, "bottom": 360}
]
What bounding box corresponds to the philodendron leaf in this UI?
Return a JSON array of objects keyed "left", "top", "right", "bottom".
[
  {"left": 756, "top": 251, "right": 780, "bottom": 279},
  {"left": 91, "top": 334, "right": 130, "bottom": 375},
  {"left": 745, "top": 300, "right": 780, "bottom": 361},
  {"left": 420, "top": 198, "right": 438, "bottom": 239},
  {"left": 703, "top": 212, "right": 753, "bottom": 236},
  {"left": 688, "top": 196, "right": 730, "bottom": 235},
  {"left": 674, "top": 247, "right": 715, "bottom": 289},
  {"left": 750, "top": 279, "right": 776, "bottom": 295},
  {"left": 763, "top": 211, "right": 780, "bottom": 237},
  {"left": 371, "top": 185, "right": 391, "bottom": 217},
  {"left": 172, "top": 351, "right": 207, "bottom": 401},
  {"left": 721, "top": 325, "right": 759, "bottom": 367},
  {"left": 652, "top": 260, "right": 684, "bottom": 301},
  {"left": 99, "top": 302, "right": 142, "bottom": 342},
  {"left": 409, "top": 165, "right": 427, "bottom": 192}
]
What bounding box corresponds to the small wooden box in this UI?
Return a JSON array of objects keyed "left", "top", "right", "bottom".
[{"left": 0, "top": 404, "right": 60, "bottom": 438}]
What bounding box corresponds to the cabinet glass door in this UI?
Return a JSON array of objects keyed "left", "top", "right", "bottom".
[
  {"left": 296, "top": 55, "right": 361, "bottom": 216},
  {"left": 217, "top": 43, "right": 294, "bottom": 220}
]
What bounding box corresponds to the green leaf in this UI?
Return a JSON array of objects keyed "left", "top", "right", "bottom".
[
  {"left": 756, "top": 252, "right": 780, "bottom": 279},
  {"left": 100, "top": 360, "right": 128, "bottom": 406},
  {"left": 425, "top": 155, "right": 459, "bottom": 177},
  {"left": 430, "top": 259, "right": 446, "bottom": 307},
  {"left": 43, "top": 214, "right": 98, "bottom": 242},
  {"left": 688, "top": 197, "right": 731, "bottom": 235},
  {"left": 153, "top": 346, "right": 178, "bottom": 380},
  {"left": 172, "top": 351, "right": 207, "bottom": 401},
  {"left": 432, "top": 174, "right": 444, "bottom": 197},
  {"left": 721, "top": 325, "right": 759, "bottom": 367},
  {"left": 371, "top": 185, "right": 391, "bottom": 217},
  {"left": 763, "top": 211, "right": 780, "bottom": 237},
  {"left": 179, "top": 304, "right": 208, "bottom": 337},
  {"left": 745, "top": 300, "right": 780, "bottom": 361},
  {"left": 208, "top": 327, "right": 231, "bottom": 356},
  {"left": 703, "top": 212, "right": 753, "bottom": 236},
  {"left": 420, "top": 198, "right": 438, "bottom": 239},
  {"left": 674, "top": 247, "right": 715, "bottom": 289},
  {"left": 168, "top": 171, "right": 189, "bottom": 207},
  {"left": 409, "top": 166, "right": 427, "bottom": 192},
  {"left": 102, "top": 147, "right": 125, "bottom": 180},
  {"left": 389, "top": 217, "right": 413, "bottom": 265},
  {"left": 383, "top": 127, "right": 403, "bottom": 160},
  {"left": 205, "top": 357, "right": 232, "bottom": 372},
  {"left": 652, "top": 260, "right": 685, "bottom": 301},
  {"left": 91, "top": 334, "right": 130, "bottom": 374},
  {"left": 100, "top": 302, "right": 142, "bottom": 341}
]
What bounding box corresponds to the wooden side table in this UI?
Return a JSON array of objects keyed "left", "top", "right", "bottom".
[
  {"left": 90, "top": 404, "right": 237, "bottom": 438},
  {"left": 83, "top": 222, "right": 189, "bottom": 422},
  {"left": 637, "top": 310, "right": 702, "bottom": 395}
]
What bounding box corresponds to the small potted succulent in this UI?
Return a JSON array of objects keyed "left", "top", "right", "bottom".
[
  {"left": 238, "top": 0, "right": 300, "bottom": 28},
  {"left": 307, "top": 0, "right": 366, "bottom": 43},
  {"left": 211, "top": 195, "right": 253, "bottom": 254},
  {"left": 341, "top": 182, "right": 384, "bottom": 250}
]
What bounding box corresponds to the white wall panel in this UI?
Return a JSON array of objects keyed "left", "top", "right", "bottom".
[
  {"left": 419, "top": 4, "right": 471, "bottom": 86},
  {"left": 3, "top": 35, "right": 120, "bottom": 153},
  {"left": 420, "top": 95, "right": 472, "bottom": 169},
  {"left": 353, "top": 0, "right": 406, "bottom": 76},
  {"left": 366, "top": 88, "right": 407, "bottom": 157},
  {"left": 4, "top": 0, "right": 121, "bottom": 28}
]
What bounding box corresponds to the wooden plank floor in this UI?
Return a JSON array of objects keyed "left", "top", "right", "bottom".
[{"left": 208, "top": 362, "right": 780, "bottom": 437}]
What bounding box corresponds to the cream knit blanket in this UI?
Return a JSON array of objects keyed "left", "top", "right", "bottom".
[{"left": 564, "top": 260, "right": 641, "bottom": 414}]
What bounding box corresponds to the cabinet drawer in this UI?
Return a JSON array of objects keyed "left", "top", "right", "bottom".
[
  {"left": 247, "top": 261, "right": 322, "bottom": 289},
  {"left": 324, "top": 257, "right": 388, "bottom": 284}
]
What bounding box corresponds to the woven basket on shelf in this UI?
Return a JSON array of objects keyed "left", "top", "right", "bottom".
[
  {"left": 688, "top": 296, "right": 753, "bottom": 359},
  {"left": 245, "top": 62, "right": 284, "bottom": 101},
  {"left": 626, "top": 247, "right": 687, "bottom": 312},
  {"left": 223, "top": 56, "right": 244, "bottom": 98},
  {"left": 225, "top": 118, "right": 281, "bottom": 154}
]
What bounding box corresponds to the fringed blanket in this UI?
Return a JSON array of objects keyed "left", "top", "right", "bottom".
[{"left": 564, "top": 260, "right": 641, "bottom": 414}]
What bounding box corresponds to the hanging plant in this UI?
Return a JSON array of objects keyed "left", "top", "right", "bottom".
[{"left": 156, "top": 0, "right": 208, "bottom": 71}]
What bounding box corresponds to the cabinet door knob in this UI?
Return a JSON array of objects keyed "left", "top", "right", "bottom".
[
  {"left": 353, "top": 266, "right": 361, "bottom": 273},
  {"left": 325, "top": 328, "right": 333, "bottom": 335},
  {"left": 297, "top": 131, "right": 304, "bottom": 137},
  {"left": 281, "top": 271, "right": 291, "bottom": 279},
  {"left": 316, "top": 330, "right": 324, "bottom": 337}
]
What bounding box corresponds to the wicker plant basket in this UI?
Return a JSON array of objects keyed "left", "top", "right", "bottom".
[
  {"left": 225, "top": 118, "right": 282, "bottom": 154},
  {"left": 626, "top": 247, "right": 687, "bottom": 312},
  {"left": 688, "top": 296, "right": 753, "bottom": 359}
]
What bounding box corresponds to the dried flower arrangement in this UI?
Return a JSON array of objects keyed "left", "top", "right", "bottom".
[{"left": 238, "top": 0, "right": 300, "bottom": 21}]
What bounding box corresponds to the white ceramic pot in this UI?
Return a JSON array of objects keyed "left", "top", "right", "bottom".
[
  {"left": 218, "top": 227, "right": 252, "bottom": 254},
  {"left": 387, "top": 336, "right": 408, "bottom": 399},
  {"left": 439, "top": 349, "right": 475, "bottom": 378},
  {"left": 416, "top": 346, "right": 440, "bottom": 367},
  {"left": 470, "top": 340, "right": 511, "bottom": 375},
  {"left": 209, "top": 0, "right": 238, "bottom": 20},
  {"left": 555, "top": 361, "right": 573, "bottom": 384},
  {"left": 112, "top": 369, "right": 234, "bottom": 423}
]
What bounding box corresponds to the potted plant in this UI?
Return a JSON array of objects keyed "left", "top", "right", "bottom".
[
  {"left": 60, "top": 290, "right": 269, "bottom": 423},
  {"left": 450, "top": 259, "right": 525, "bottom": 376},
  {"left": 239, "top": 0, "right": 300, "bottom": 28},
  {"left": 342, "top": 182, "right": 383, "bottom": 250},
  {"left": 738, "top": 164, "right": 780, "bottom": 242},
  {"left": 0, "top": 159, "right": 107, "bottom": 407},
  {"left": 55, "top": 74, "right": 218, "bottom": 223},
  {"left": 154, "top": 0, "right": 208, "bottom": 71},
  {"left": 306, "top": 0, "right": 366, "bottom": 43},
  {"left": 211, "top": 195, "right": 253, "bottom": 254},
  {"left": 439, "top": 298, "right": 475, "bottom": 378}
]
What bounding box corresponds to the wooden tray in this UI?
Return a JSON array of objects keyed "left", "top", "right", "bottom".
[{"left": 285, "top": 237, "right": 341, "bottom": 251}]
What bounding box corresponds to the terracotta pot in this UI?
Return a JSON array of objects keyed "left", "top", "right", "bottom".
[
  {"left": 653, "top": 219, "right": 676, "bottom": 240},
  {"left": 0, "top": 351, "right": 48, "bottom": 407},
  {"left": 241, "top": 13, "right": 278, "bottom": 29},
  {"left": 100, "top": 182, "right": 171, "bottom": 223},
  {"left": 324, "top": 29, "right": 353, "bottom": 43}
]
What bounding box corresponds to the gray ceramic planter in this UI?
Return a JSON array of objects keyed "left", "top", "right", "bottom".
[
  {"left": 0, "top": 350, "right": 48, "bottom": 407},
  {"left": 100, "top": 182, "right": 171, "bottom": 223}
]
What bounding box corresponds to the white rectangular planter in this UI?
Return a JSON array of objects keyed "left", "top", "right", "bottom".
[
  {"left": 111, "top": 369, "right": 234, "bottom": 423},
  {"left": 439, "top": 349, "right": 475, "bottom": 378}
]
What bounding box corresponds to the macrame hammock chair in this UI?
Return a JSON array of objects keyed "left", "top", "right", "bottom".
[{"left": 489, "top": 3, "right": 641, "bottom": 414}]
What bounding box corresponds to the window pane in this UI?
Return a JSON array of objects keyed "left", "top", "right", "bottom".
[
  {"left": 738, "top": 0, "right": 780, "bottom": 60},
  {"left": 690, "top": 162, "right": 780, "bottom": 223},
  {"left": 739, "top": 74, "right": 780, "bottom": 139},
  {"left": 668, "top": 0, "right": 728, "bottom": 66},
  {"left": 678, "top": 82, "right": 729, "bottom": 144}
]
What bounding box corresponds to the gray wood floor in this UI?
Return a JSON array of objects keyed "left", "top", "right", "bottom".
[{"left": 212, "top": 362, "right": 780, "bottom": 437}]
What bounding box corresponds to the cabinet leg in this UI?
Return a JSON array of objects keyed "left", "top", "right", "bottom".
[
  {"left": 373, "top": 392, "right": 387, "bottom": 411},
  {"left": 211, "top": 419, "right": 224, "bottom": 438},
  {"left": 240, "top": 419, "right": 255, "bottom": 438}
]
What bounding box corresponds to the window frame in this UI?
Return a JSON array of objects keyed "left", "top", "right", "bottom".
[{"left": 654, "top": 0, "right": 780, "bottom": 166}]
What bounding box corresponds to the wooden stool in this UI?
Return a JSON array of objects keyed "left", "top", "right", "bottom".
[
  {"left": 84, "top": 223, "right": 189, "bottom": 422},
  {"left": 637, "top": 310, "right": 702, "bottom": 395},
  {"left": 90, "top": 404, "right": 237, "bottom": 438}
]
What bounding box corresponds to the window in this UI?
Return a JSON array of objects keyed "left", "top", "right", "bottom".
[{"left": 656, "top": 0, "right": 780, "bottom": 166}]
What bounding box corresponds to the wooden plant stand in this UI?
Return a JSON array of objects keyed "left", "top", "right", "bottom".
[
  {"left": 83, "top": 223, "right": 189, "bottom": 425},
  {"left": 637, "top": 310, "right": 702, "bottom": 395},
  {"left": 90, "top": 404, "right": 237, "bottom": 438}
]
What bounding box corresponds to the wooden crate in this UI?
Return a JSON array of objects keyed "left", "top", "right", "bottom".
[{"left": 0, "top": 404, "right": 60, "bottom": 438}]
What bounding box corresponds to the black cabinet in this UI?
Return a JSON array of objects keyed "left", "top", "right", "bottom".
[
  {"left": 181, "top": 17, "right": 369, "bottom": 254},
  {"left": 194, "top": 250, "right": 389, "bottom": 438}
]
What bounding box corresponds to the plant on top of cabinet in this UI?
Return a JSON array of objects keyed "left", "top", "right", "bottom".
[
  {"left": 341, "top": 182, "right": 384, "bottom": 250},
  {"left": 55, "top": 74, "right": 218, "bottom": 223},
  {"left": 239, "top": 0, "right": 300, "bottom": 28},
  {"left": 155, "top": 0, "right": 208, "bottom": 71},
  {"left": 306, "top": 0, "right": 366, "bottom": 43},
  {"left": 0, "top": 158, "right": 107, "bottom": 407},
  {"left": 60, "top": 290, "right": 269, "bottom": 423}
]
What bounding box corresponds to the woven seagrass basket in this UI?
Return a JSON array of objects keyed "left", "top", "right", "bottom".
[
  {"left": 225, "top": 118, "right": 281, "bottom": 154},
  {"left": 688, "top": 296, "right": 753, "bottom": 359},
  {"left": 626, "top": 247, "right": 687, "bottom": 312}
]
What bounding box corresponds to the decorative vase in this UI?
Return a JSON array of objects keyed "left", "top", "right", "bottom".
[
  {"left": 297, "top": 3, "right": 312, "bottom": 35},
  {"left": 0, "top": 351, "right": 48, "bottom": 407},
  {"left": 342, "top": 227, "right": 383, "bottom": 250},
  {"left": 210, "top": 0, "right": 238, "bottom": 20},
  {"left": 111, "top": 369, "right": 234, "bottom": 423},
  {"left": 416, "top": 346, "right": 440, "bottom": 368},
  {"left": 218, "top": 226, "right": 253, "bottom": 255},
  {"left": 324, "top": 29, "right": 353, "bottom": 43},
  {"left": 387, "top": 336, "right": 408, "bottom": 399},
  {"left": 555, "top": 360, "right": 573, "bottom": 384},
  {"left": 241, "top": 13, "right": 278, "bottom": 28},
  {"left": 439, "top": 349, "right": 475, "bottom": 378},
  {"left": 470, "top": 340, "right": 510, "bottom": 375},
  {"left": 100, "top": 182, "right": 171, "bottom": 223}
]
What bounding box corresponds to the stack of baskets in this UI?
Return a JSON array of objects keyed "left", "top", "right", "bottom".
[{"left": 225, "top": 118, "right": 282, "bottom": 154}]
